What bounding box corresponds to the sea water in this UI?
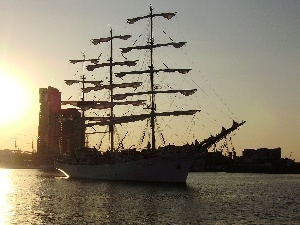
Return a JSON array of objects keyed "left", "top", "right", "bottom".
[{"left": 0, "top": 169, "right": 299, "bottom": 224}]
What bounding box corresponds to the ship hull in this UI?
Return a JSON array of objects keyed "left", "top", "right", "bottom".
[{"left": 55, "top": 151, "right": 197, "bottom": 183}]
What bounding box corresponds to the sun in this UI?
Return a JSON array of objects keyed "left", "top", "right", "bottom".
[{"left": 0, "top": 70, "right": 29, "bottom": 125}]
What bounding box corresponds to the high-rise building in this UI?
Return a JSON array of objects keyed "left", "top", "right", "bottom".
[
  {"left": 37, "top": 86, "right": 61, "bottom": 155},
  {"left": 37, "top": 86, "right": 85, "bottom": 157}
]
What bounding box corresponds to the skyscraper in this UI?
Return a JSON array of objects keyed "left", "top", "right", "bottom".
[
  {"left": 37, "top": 86, "right": 61, "bottom": 155},
  {"left": 37, "top": 86, "right": 85, "bottom": 157}
]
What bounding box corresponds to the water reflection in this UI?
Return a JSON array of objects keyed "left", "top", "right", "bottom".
[
  {"left": 102, "top": 181, "right": 188, "bottom": 224},
  {"left": 0, "top": 169, "right": 13, "bottom": 225},
  {"left": 1, "top": 169, "right": 208, "bottom": 224},
  {"left": 34, "top": 176, "right": 197, "bottom": 224},
  {"left": 0, "top": 169, "right": 47, "bottom": 225},
  {"left": 2, "top": 170, "right": 299, "bottom": 224}
]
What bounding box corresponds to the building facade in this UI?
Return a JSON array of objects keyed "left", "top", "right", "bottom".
[
  {"left": 37, "top": 86, "right": 85, "bottom": 157},
  {"left": 59, "top": 108, "right": 85, "bottom": 155},
  {"left": 243, "top": 148, "right": 281, "bottom": 165},
  {"left": 37, "top": 86, "right": 61, "bottom": 155}
]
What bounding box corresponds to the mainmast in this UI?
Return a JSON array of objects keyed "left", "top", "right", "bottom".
[
  {"left": 109, "top": 28, "right": 114, "bottom": 152},
  {"left": 121, "top": 5, "right": 199, "bottom": 151},
  {"left": 149, "top": 6, "right": 156, "bottom": 151}
]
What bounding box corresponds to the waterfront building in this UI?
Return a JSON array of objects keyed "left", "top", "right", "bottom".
[
  {"left": 243, "top": 147, "right": 281, "bottom": 165},
  {"left": 59, "top": 108, "right": 85, "bottom": 155},
  {"left": 37, "top": 86, "right": 85, "bottom": 158},
  {"left": 37, "top": 86, "right": 61, "bottom": 155},
  {"left": 0, "top": 149, "right": 33, "bottom": 168}
]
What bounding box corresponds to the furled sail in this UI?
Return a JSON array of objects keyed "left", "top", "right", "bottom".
[
  {"left": 61, "top": 101, "right": 109, "bottom": 109},
  {"left": 61, "top": 100, "right": 146, "bottom": 111},
  {"left": 121, "top": 42, "right": 186, "bottom": 53},
  {"left": 115, "top": 68, "right": 191, "bottom": 78},
  {"left": 82, "top": 82, "right": 143, "bottom": 93},
  {"left": 127, "top": 12, "right": 176, "bottom": 24},
  {"left": 69, "top": 58, "right": 100, "bottom": 64},
  {"left": 64, "top": 80, "right": 103, "bottom": 86},
  {"left": 84, "top": 109, "right": 200, "bottom": 127},
  {"left": 113, "top": 89, "right": 197, "bottom": 100},
  {"left": 86, "top": 60, "right": 138, "bottom": 71},
  {"left": 91, "top": 34, "right": 131, "bottom": 45}
]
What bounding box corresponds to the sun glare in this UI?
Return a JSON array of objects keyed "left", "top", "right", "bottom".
[
  {"left": 0, "top": 169, "right": 13, "bottom": 224},
  {"left": 0, "top": 70, "right": 30, "bottom": 125}
]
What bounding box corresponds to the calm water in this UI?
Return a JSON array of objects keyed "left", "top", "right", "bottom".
[{"left": 0, "top": 169, "right": 299, "bottom": 225}]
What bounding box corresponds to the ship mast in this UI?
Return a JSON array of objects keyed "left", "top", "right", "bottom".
[
  {"left": 64, "top": 53, "right": 103, "bottom": 148},
  {"left": 60, "top": 6, "right": 246, "bottom": 165},
  {"left": 76, "top": 52, "right": 88, "bottom": 145},
  {"left": 121, "top": 5, "right": 199, "bottom": 151},
  {"left": 149, "top": 6, "right": 156, "bottom": 151},
  {"left": 86, "top": 30, "right": 137, "bottom": 152},
  {"left": 64, "top": 6, "right": 201, "bottom": 153},
  {"left": 109, "top": 28, "right": 114, "bottom": 152},
  {"left": 81, "top": 53, "right": 86, "bottom": 118}
]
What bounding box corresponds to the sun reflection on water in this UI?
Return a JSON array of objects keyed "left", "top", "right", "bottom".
[{"left": 0, "top": 169, "right": 13, "bottom": 225}]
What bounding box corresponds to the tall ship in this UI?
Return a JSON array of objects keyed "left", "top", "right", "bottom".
[{"left": 55, "top": 6, "right": 245, "bottom": 182}]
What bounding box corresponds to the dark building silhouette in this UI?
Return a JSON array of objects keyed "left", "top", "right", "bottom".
[
  {"left": 37, "top": 86, "right": 61, "bottom": 155},
  {"left": 243, "top": 147, "right": 281, "bottom": 165},
  {"left": 0, "top": 149, "right": 33, "bottom": 168},
  {"left": 37, "top": 86, "right": 85, "bottom": 158},
  {"left": 60, "top": 108, "right": 85, "bottom": 155}
]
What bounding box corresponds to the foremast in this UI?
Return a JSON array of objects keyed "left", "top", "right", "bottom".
[
  {"left": 64, "top": 30, "right": 140, "bottom": 152},
  {"left": 64, "top": 52, "right": 105, "bottom": 146}
]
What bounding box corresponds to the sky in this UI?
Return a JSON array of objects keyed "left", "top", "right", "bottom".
[{"left": 0, "top": 0, "right": 299, "bottom": 161}]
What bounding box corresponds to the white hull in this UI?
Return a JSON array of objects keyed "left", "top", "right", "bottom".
[{"left": 55, "top": 151, "right": 197, "bottom": 183}]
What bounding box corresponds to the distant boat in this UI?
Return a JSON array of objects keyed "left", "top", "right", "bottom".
[{"left": 55, "top": 6, "right": 245, "bottom": 182}]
